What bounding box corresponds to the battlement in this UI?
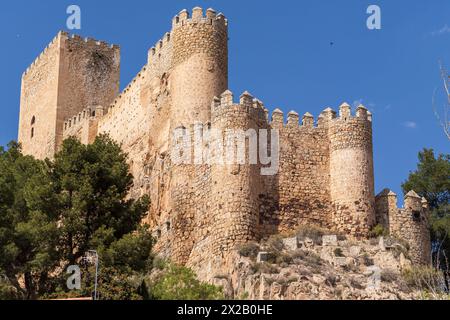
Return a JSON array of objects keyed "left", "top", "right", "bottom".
[
  {"left": 148, "top": 32, "right": 172, "bottom": 62},
  {"left": 63, "top": 106, "right": 97, "bottom": 133},
  {"left": 171, "top": 7, "right": 227, "bottom": 30},
  {"left": 22, "top": 31, "right": 62, "bottom": 78},
  {"left": 264, "top": 102, "right": 373, "bottom": 129},
  {"left": 375, "top": 189, "right": 431, "bottom": 265},
  {"left": 211, "top": 90, "right": 268, "bottom": 124},
  {"left": 65, "top": 32, "right": 120, "bottom": 50}
]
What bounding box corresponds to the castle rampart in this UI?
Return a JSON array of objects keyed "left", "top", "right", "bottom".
[{"left": 375, "top": 189, "right": 432, "bottom": 265}]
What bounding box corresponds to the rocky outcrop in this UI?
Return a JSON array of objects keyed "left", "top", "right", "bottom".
[{"left": 210, "top": 234, "right": 421, "bottom": 300}]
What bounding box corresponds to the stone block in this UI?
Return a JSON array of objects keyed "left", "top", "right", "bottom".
[
  {"left": 282, "top": 237, "right": 299, "bottom": 251},
  {"left": 322, "top": 235, "right": 338, "bottom": 246}
]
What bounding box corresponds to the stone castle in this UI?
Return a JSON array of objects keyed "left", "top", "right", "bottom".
[{"left": 17, "top": 7, "right": 431, "bottom": 274}]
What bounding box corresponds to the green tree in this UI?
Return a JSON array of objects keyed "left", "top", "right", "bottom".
[
  {"left": 0, "top": 136, "right": 152, "bottom": 299},
  {"left": 402, "top": 148, "right": 450, "bottom": 285},
  {"left": 0, "top": 142, "right": 59, "bottom": 298},
  {"left": 51, "top": 135, "right": 150, "bottom": 267},
  {"left": 149, "top": 264, "right": 224, "bottom": 300}
]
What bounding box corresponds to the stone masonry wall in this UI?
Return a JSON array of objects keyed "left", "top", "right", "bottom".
[
  {"left": 19, "top": 33, "right": 61, "bottom": 159},
  {"left": 18, "top": 7, "right": 430, "bottom": 276},
  {"left": 375, "top": 190, "right": 432, "bottom": 265}
]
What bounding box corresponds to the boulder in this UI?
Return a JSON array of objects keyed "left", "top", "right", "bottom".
[{"left": 282, "top": 237, "right": 299, "bottom": 251}]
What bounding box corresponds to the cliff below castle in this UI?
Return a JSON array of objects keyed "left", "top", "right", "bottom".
[{"left": 206, "top": 227, "right": 434, "bottom": 300}]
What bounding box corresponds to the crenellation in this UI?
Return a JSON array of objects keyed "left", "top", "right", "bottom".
[
  {"left": 339, "top": 102, "right": 352, "bottom": 120},
  {"left": 287, "top": 111, "right": 299, "bottom": 127},
  {"left": 240, "top": 91, "right": 253, "bottom": 108},
  {"left": 271, "top": 108, "right": 284, "bottom": 127},
  {"left": 302, "top": 112, "right": 314, "bottom": 127},
  {"left": 356, "top": 104, "right": 369, "bottom": 120},
  {"left": 206, "top": 8, "right": 217, "bottom": 19},
  {"left": 375, "top": 189, "right": 431, "bottom": 265}
]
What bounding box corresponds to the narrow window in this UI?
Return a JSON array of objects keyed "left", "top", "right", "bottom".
[{"left": 31, "top": 116, "right": 36, "bottom": 138}]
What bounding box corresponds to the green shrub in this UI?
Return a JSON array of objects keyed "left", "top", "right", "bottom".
[
  {"left": 333, "top": 248, "right": 344, "bottom": 257},
  {"left": 370, "top": 224, "right": 388, "bottom": 238},
  {"left": 266, "top": 235, "right": 284, "bottom": 252},
  {"left": 149, "top": 264, "right": 223, "bottom": 300},
  {"left": 402, "top": 267, "right": 445, "bottom": 290},
  {"left": 250, "top": 262, "right": 279, "bottom": 275},
  {"left": 295, "top": 225, "right": 328, "bottom": 245},
  {"left": 0, "top": 279, "right": 23, "bottom": 300}
]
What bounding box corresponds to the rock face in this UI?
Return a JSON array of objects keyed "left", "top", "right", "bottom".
[
  {"left": 211, "top": 234, "right": 422, "bottom": 300},
  {"left": 17, "top": 6, "right": 431, "bottom": 274}
]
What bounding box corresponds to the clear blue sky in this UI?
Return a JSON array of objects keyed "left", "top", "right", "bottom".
[{"left": 0, "top": 0, "right": 449, "bottom": 201}]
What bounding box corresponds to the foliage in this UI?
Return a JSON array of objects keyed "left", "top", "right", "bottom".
[
  {"left": 237, "top": 242, "right": 260, "bottom": 260},
  {"left": 149, "top": 264, "right": 223, "bottom": 300},
  {"left": 380, "top": 269, "right": 399, "bottom": 283},
  {"left": 369, "top": 224, "right": 388, "bottom": 238},
  {"left": 0, "top": 136, "right": 151, "bottom": 299},
  {"left": 333, "top": 248, "right": 344, "bottom": 257},
  {"left": 250, "top": 262, "right": 279, "bottom": 275},
  {"left": 295, "top": 225, "right": 327, "bottom": 245},
  {"left": 402, "top": 266, "right": 449, "bottom": 300}
]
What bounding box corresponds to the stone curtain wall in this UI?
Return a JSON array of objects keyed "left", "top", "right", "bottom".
[{"left": 259, "top": 110, "right": 332, "bottom": 238}]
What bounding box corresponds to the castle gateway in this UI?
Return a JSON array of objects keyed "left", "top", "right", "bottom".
[{"left": 18, "top": 7, "right": 431, "bottom": 276}]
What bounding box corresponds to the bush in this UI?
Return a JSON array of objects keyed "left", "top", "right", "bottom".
[
  {"left": 360, "top": 253, "right": 374, "bottom": 267},
  {"left": 0, "top": 279, "right": 22, "bottom": 300},
  {"left": 250, "top": 262, "right": 279, "bottom": 275},
  {"left": 295, "top": 225, "right": 328, "bottom": 245},
  {"left": 402, "top": 267, "right": 446, "bottom": 290},
  {"left": 370, "top": 224, "right": 388, "bottom": 238},
  {"left": 349, "top": 278, "right": 365, "bottom": 290},
  {"left": 333, "top": 248, "right": 344, "bottom": 257},
  {"left": 152, "top": 257, "right": 168, "bottom": 271},
  {"left": 238, "top": 242, "right": 260, "bottom": 260},
  {"left": 265, "top": 235, "right": 284, "bottom": 252},
  {"left": 380, "top": 269, "right": 399, "bottom": 283},
  {"left": 149, "top": 264, "right": 223, "bottom": 300}
]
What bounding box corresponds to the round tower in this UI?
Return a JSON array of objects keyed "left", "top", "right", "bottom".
[
  {"left": 167, "top": 7, "right": 228, "bottom": 266},
  {"left": 170, "top": 7, "right": 228, "bottom": 128},
  {"left": 208, "top": 90, "right": 265, "bottom": 259},
  {"left": 328, "top": 103, "right": 376, "bottom": 238}
]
